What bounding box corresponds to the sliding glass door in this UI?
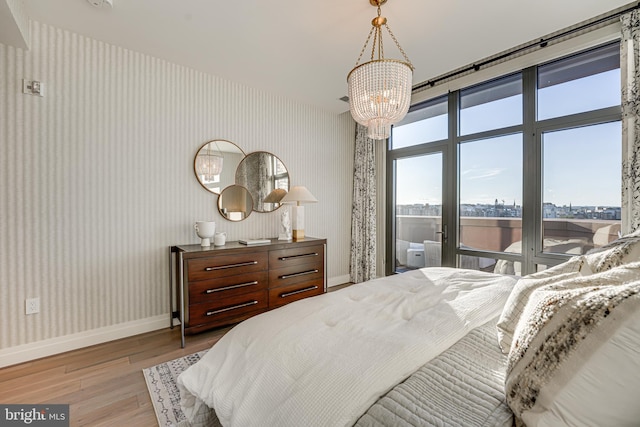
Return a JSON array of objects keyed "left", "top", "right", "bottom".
[
  {"left": 393, "top": 152, "right": 444, "bottom": 272},
  {"left": 388, "top": 96, "right": 450, "bottom": 273}
]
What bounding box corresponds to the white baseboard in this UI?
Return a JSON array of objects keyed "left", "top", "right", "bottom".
[
  {"left": 328, "top": 274, "right": 351, "bottom": 287},
  {"left": 0, "top": 314, "right": 170, "bottom": 368},
  {"left": 0, "top": 274, "right": 352, "bottom": 368}
]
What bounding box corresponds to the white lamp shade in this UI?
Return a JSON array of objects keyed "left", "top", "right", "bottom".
[{"left": 280, "top": 186, "right": 318, "bottom": 205}]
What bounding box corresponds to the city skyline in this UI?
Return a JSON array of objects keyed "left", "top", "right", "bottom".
[{"left": 396, "top": 201, "right": 621, "bottom": 221}]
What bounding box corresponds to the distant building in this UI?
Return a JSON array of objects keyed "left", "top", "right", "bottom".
[{"left": 398, "top": 202, "right": 618, "bottom": 221}]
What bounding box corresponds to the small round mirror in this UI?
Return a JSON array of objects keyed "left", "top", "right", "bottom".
[
  {"left": 217, "top": 185, "right": 253, "bottom": 221},
  {"left": 194, "top": 140, "right": 245, "bottom": 195},
  {"left": 235, "top": 151, "right": 290, "bottom": 213}
]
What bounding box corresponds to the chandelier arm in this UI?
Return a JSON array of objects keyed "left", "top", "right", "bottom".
[
  {"left": 355, "top": 26, "right": 376, "bottom": 67},
  {"left": 383, "top": 24, "right": 413, "bottom": 68}
]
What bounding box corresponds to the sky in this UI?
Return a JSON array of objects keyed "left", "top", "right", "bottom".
[{"left": 393, "top": 69, "right": 622, "bottom": 208}]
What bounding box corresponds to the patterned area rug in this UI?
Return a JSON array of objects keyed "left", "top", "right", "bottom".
[{"left": 143, "top": 350, "right": 207, "bottom": 427}]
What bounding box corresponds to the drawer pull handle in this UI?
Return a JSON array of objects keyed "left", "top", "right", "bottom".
[
  {"left": 280, "top": 286, "right": 319, "bottom": 298},
  {"left": 206, "top": 300, "right": 258, "bottom": 316},
  {"left": 205, "top": 281, "right": 259, "bottom": 294},
  {"left": 204, "top": 261, "right": 258, "bottom": 271},
  {"left": 278, "top": 252, "right": 319, "bottom": 261},
  {"left": 279, "top": 269, "right": 319, "bottom": 279}
]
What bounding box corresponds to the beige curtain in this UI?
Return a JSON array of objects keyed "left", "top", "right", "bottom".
[
  {"left": 621, "top": 10, "right": 640, "bottom": 234},
  {"left": 350, "top": 124, "right": 377, "bottom": 283}
]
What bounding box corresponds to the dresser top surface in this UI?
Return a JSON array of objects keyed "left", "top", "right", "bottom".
[{"left": 172, "top": 237, "right": 326, "bottom": 256}]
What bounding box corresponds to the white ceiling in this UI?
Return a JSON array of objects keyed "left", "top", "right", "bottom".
[{"left": 21, "top": 0, "right": 632, "bottom": 113}]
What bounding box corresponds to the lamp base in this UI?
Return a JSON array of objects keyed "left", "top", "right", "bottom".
[{"left": 291, "top": 205, "right": 305, "bottom": 241}]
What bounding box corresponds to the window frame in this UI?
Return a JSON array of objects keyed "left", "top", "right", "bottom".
[{"left": 386, "top": 41, "right": 622, "bottom": 276}]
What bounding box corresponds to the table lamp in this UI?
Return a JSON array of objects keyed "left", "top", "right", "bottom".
[{"left": 280, "top": 186, "right": 318, "bottom": 240}]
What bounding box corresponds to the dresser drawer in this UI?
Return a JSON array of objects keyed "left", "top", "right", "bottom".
[
  {"left": 269, "top": 280, "right": 324, "bottom": 308},
  {"left": 269, "top": 261, "right": 324, "bottom": 289},
  {"left": 188, "top": 271, "right": 268, "bottom": 303},
  {"left": 187, "top": 252, "right": 268, "bottom": 281},
  {"left": 173, "top": 239, "right": 327, "bottom": 344},
  {"left": 188, "top": 289, "right": 268, "bottom": 329},
  {"left": 269, "top": 244, "right": 324, "bottom": 270}
]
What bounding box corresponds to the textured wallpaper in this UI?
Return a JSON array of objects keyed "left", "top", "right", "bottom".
[{"left": 0, "top": 21, "right": 355, "bottom": 350}]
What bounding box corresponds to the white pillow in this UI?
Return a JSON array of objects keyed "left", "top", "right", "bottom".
[
  {"left": 522, "top": 310, "right": 640, "bottom": 427},
  {"left": 505, "top": 263, "right": 640, "bottom": 427},
  {"left": 582, "top": 232, "right": 640, "bottom": 274},
  {"left": 495, "top": 256, "right": 585, "bottom": 354}
]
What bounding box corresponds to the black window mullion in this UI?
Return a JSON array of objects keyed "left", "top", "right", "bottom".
[
  {"left": 444, "top": 91, "right": 458, "bottom": 267},
  {"left": 385, "top": 137, "right": 396, "bottom": 276},
  {"left": 522, "top": 66, "right": 538, "bottom": 276}
]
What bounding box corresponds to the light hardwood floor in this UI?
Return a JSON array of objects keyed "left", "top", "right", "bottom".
[
  {"left": 0, "top": 284, "right": 352, "bottom": 426},
  {"left": 0, "top": 324, "right": 232, "bottom": 426}
]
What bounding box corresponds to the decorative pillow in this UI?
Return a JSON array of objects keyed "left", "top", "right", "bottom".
[
  {"left": 582, "top": 231, "right": 640, "bottom": 274},
  {"left": 493, "top": 239, "right": 591, "bottom": 276},
  {"left": 526, "top": 254, "right": 587, "bottom": 279},
  {"left": 495, "top": 256, "right": 585, "bottom": 354},
  {"left": 505, "top": 263, "right": 640, "bottom": 426}
]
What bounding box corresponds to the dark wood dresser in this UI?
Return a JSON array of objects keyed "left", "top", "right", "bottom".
[{"left": 169, "top": 238, "right": 326, "bottom": 347}]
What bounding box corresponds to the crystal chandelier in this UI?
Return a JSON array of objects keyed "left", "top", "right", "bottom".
[
  {"left": 195, "top": 142, "right": 224, "bottom": 182},
  {"left": 347, "top": 0, "right": 413, "bottom": 140}
]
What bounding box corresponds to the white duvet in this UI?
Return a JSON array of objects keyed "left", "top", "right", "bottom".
[{"left": 178, "top": 267, "right": 517, "bottom": 427}]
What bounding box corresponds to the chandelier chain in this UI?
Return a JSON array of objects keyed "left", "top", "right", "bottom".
[
  {"left": 379, "top": 27, "right": 384, "bottom": 60},
  {"left": 384, "top": 23, "right": 413, "bottom": 68},
  {"left": 371, "top": 27, "right": 378, "bottom": 61},
  {"left": 355, "top": 26, "right": 376, "bottom": 67},
  {"left": 375, "top": 4, "right": 383, "bottom": 61}
]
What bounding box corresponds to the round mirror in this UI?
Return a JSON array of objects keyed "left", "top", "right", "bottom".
[
  {"left": 217, "top": 185, "right": 253, "bottom": 221},
  {"left": 235, "top": 151, "right": 290, "bottom": 213},
  {"left": 194, "top": 140, "right": 245, "bottom": 195}
]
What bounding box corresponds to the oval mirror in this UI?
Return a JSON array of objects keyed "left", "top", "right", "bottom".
[
  {"left": 235, "top": 151, "right": 290, "bottom": 213},
  {"left": 217, "top": 185, "right": 253, "bottom": 221},
  {"left": 194, "top": 139, "right": 245, "bottom": 195}
]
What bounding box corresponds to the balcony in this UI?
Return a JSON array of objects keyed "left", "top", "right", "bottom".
[{"left": 395, "top": 215, "right": 620, "bottom": 274}]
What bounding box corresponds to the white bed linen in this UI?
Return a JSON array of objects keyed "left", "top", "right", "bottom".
[{"left": 178, "top": 267, "right": 517, "bottom": 427}]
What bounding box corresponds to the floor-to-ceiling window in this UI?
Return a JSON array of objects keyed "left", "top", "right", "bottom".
[{"left": 387, "top": 42, "right": 622, "bottom": 276}]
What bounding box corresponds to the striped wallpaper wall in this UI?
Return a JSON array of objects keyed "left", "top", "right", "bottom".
[{"left": 0, "top": 21, "right": 355, "bottom": 353}]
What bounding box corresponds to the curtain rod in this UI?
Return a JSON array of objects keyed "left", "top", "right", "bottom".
[{"left": 413, "top": 1, "right": 640, "bottom": 92}]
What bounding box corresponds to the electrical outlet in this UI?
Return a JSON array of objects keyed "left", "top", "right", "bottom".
[
  {"left": 22, "top": 79, "right": 44, "bottom": 97},
  {"left": 25, "top": 297, "right": 40, "bottom": 315}
]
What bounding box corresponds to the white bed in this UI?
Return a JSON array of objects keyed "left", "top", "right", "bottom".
[
  {"left": 177, "top": 267, "right": 517, "bottom": 427},
  {"left": 177, "top": 231, "right": 640, "bottom": 427}
]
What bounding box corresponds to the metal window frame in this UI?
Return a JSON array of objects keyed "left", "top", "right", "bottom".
[{"left": 387, "top": 41, "right": 622, "bottom": 276}]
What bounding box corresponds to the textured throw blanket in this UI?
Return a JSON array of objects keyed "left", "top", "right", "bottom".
[
  {"left": 178, "top": 267, "right": 517, "bottom": 427},
  {"left": 505, "top": 271, "right": 640, "bottom": 421},
  {"left": 584, "top": 234, "right": 640, "bottom": 272}
]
